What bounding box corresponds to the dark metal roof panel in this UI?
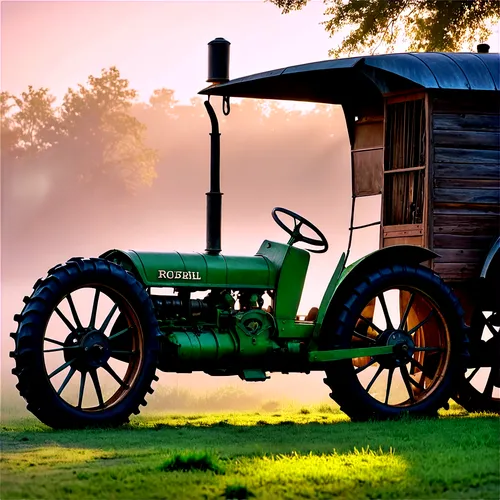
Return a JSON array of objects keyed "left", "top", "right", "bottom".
[
  {"left": 363, "top": 53, "right": 439, "bottom": 88},
  {"left": 410, "top": 53, "right": 471, "bottom": 89},
  {"left": 199, "top": 52, "right": 500, "bottom": 99},
  {"left": 216, "top": 67, "right": 287, "bottom": 86},
  {"left": 447, "top": 53, "right": 497, "bottom": 90},
  {"left": 478, "top": 53, "right": 500, "bottom": 90},
  {"left": 282, "top": 57, "right": 361, "bottom": 75}
]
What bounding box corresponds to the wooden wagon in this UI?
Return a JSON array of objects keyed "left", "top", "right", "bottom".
[{"left": 202, "top": 46, "right": 500, "bottom": 412}]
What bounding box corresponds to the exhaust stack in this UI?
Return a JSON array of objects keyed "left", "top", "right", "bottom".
[
  {"left": 207, "top": 38, "right": 230, "bottom": 84},
  {"left": 205, "top": 38, "right": 230, "bottom": 255}
]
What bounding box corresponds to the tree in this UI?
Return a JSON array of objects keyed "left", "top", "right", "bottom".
[
  {"left": 269, "top": 0, "right": 500, "bottom": 56},
  {"left": 1, "top": 87, "right": 58, "bottom": 158},
  {"left": 58, "top": 66, "right": 158, "bottom": 193},
  {"left": 149, "top": 88, "right": 178, "bottom": 116},
  {"left": 1, "top": 91, "right": 21, "bottom": 160}
]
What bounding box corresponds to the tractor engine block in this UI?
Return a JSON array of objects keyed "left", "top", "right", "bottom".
[{"left": 157, "top": 295, "right": 279, "bottom": 371}]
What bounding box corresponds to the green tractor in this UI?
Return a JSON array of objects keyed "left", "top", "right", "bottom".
[{"left": 12, "top": 39, "right": 479, "bottom": 429}]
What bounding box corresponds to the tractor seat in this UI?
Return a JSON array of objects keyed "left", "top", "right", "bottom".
[
  {"left": 295, "top": 307, "right": 319, "bottom": 322},
  {"left": 305, "top": 307, "right": 319, "bottom": 322}
]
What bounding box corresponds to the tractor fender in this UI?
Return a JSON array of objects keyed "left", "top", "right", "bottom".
[
  {"left": 480, "top": 237, "right": 500, "bottom": 279},
  {"left": 314, "top": 245, "right": 439, "bottom": 336},
  {"left": 100, "top": 249, "right": 146, "bottom": 283}
]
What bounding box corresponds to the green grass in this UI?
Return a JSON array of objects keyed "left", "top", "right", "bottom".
[{"left": 1, "top": 404, "right": 499, "bottom": 499}]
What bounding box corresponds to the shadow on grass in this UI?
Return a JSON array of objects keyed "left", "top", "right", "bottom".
[
  {"left": 2, "top": 411, "right": 499, "bottom": 500},
  {"left": 2, "top": 409, "right": 498, "bottom": 460}
]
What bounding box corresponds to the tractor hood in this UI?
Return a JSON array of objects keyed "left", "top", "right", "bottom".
[{"left": 100, "top": 248, "right": 278, "bottom": 289}]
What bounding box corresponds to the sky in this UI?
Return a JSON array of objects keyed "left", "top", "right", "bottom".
[
  {"left": 1, "top": 0, "right": 339, "bottom": 106},
  {"left": 2, "top": 0, "right": 498, "bottom": 106}
]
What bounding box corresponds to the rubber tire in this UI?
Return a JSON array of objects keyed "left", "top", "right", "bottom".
[
  {"left": 11, "top": 257, "right": 159, "bottom": 429},
  {"left": 322, "top": 264, "right": 466, "bottom": 421},
  {"left": 453, "top": 309, "right": 500, "bottom": 414}
]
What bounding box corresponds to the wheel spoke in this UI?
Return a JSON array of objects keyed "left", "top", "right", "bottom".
[
  {"left": 352, "top": 330, "right": 376, "bottom": 344},
  {"left": 466, "top": 367, "right": 481, "bottom": 382},
  {"left": 90, "top": 369, "right": 105, "bottom": 408},
  {"left": 89, "top": 289, "right": 100, "bottom": 328},
  {"left": 100, "top": 304, "right": 119, "bottom": 333},
  {"left": 55, "top": 307, "right": 76, "bottom": 332},
  {"left": 359, "top": 315, "right": 384, "bottom": 336},
  {"left": 354, "top": 357, "right": 377, "bottom": 374},
  {"left": 400, "top": 364, "right": 416, "bottom": 402},
  {"left": 44, "top": 346, "right": 79, "bottom": 353},
  {"left": 103, "top": 362, "right": 129, "bottom": 388},
  {"left": 414, "top": 346, "right": 444, "bottom": 353},
  {"left": 378, "top": 293, "right": 393, "bottom": 330},
  {"left": 399, "top": 292, "right": 415, "bottom": 330},
  {"left": 385, "top": 367, "right": 395, "bottom": 404},
  {"left": 485, "top": 319, "right": 499, "bottom": 338},
  {"left": 66, "top": 294, "right": 83, "bottom": 330},
  {"left": 410, "top": 358, "right": 433, "bottom": 379},
  {"left": 77, "top": 371, "right": 87, "bottom": 409},
  {"left": 44, "top": 337, "right": 67, "bottom": 347},
  {"left": 57, "top": 366, "right": 76, "bottom": 395},
  {"left": 108, "top": 327, "right": 132, "bottom": 341},
  {"left": 406, "top": 372, "right": 426, "bottom": 391},
  {"left": 366, "top": 365, "right": 384, "bottom": 393},
  {"left": 110, "top": 350, "right": 136, "bottom": 356},
  {"left": 48, "top": 358, "right": 77, "bottom": 379},
  {"left": 407, "top": 310, "right": 435, "bottom": 336}
]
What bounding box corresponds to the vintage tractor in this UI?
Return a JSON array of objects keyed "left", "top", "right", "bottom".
[{"left": 11, "top": 40, "right": 498, "bottom": 429}]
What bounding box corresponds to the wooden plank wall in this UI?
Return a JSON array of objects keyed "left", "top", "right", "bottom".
[{"left": 431, "top": 93, "right": 500, "bottom": 282}]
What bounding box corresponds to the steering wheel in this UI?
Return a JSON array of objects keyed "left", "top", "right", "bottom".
[{"left": 272, "top": 207, "right": 329, "bottom": 254}]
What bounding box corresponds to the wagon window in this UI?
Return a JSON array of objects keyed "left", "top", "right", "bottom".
[{"left": 383, "top": 99, "right": 426, "bottom": 226}]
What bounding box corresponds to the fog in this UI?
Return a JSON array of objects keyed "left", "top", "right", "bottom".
[{"left": 1, "top": 96, "right": 381, "bottom": 417}]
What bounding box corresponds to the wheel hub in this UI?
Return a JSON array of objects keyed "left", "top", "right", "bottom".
[
  {"left": 64, "top": 329, "right": 111, "bottom": 371},
  {"left": 377, "top": 329, "right": 415, "bottom": 368}
]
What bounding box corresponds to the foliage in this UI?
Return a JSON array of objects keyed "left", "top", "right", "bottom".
[
  {"left": 268, "top": 0, "right": 500, "bottom": 56},
  {"left": 1, "top": 407, "right": 499, "bottom": 499},
  {"left": 11, "top": 86, "right": 59, "bottom": 154},
  {"left": 149, "top": 87, "right": 178, "bottom": 115},
  {"left": 1, "top": 91, "right": 21, "bottom": 160},
  {"left": 58, "top": 66, "right": 158, "bottom": 192},
  {"left": 1, "top": 88, "right": 58, "bottom": 160},
  {"left": 1, "top": 68, "right": 160, "bottom": 195}
]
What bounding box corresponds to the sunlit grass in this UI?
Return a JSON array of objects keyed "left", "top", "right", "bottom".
[{"left": 1, "top": 405, "right": 499, "bottom": 499}]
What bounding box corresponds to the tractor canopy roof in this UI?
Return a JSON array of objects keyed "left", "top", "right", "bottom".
[{"left": 199, "top": 52, "right": 500, "bottom": 105}]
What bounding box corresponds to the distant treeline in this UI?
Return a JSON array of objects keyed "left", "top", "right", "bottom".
[
  {"left": 1, "top": 66, "right": 349, "bottom": 282},
  {"left": 1, "top": 66, "right": 343, "bottom": 194}
]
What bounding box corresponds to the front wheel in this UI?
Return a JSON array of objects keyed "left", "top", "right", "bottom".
[
  {"left": 11, "top": 258, "right": 159, "bottom": 429},
  {"left": 322, "top": 264, "right": 465, "bottom": 421}
]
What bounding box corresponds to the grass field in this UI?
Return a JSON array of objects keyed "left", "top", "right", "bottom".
[{"left": 1, "top": 404, "right": 499, "bottom": 500}]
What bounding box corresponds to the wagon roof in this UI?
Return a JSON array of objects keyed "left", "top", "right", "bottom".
[{"left": 199, "top": 52, "right": 499, "bottom": 104}]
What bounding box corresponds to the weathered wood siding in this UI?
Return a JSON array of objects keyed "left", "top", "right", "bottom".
[{"left": 431, "top": 93, "right": 500, "bottom": 282}]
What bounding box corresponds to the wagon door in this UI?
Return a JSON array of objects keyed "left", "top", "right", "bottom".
[{"left": 381, "top": 94, "right": 428, "bottom": 248}]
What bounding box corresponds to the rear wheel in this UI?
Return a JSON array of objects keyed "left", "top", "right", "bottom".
[
  {"left": 11, "top": 258, "right": 159, "bottom": 429},
  {"left": 322, "top": 264, "right": 465, "bottom": 421},
  {"left": 454, "top": 308, "right": 499, "bottom": 413}
]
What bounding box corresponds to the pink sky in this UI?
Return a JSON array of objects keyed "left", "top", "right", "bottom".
[
  {"left": 1, "top": 1, "right": 337, "bottom": 105},
  {"left": 2, "top": 1, "right": 498, "bottom": 105}
]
